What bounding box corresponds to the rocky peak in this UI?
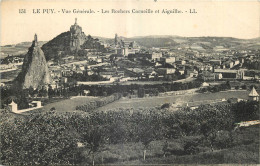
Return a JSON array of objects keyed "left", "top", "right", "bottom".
[
  {"left": 69, "top": 18, "right": 86, "bottom": 51},
  {"left": 16, "top": 34, "right": 52, "bottom": 89}
]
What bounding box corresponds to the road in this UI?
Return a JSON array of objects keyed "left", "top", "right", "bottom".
[{"left": 120, "top": 76, "right": 196, "bottom": 85}]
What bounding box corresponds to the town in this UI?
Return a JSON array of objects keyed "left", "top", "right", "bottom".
[{"left": 1, "top": 19, "right": 259, "bottom": 97}]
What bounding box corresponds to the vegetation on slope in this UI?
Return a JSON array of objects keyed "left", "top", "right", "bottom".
[{"left": 0, "top": 101, "right": 259, "bottom": 165}]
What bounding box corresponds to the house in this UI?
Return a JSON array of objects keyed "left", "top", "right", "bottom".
[
  {"left": 176, "top": 60, "right": 186, "bottom": 65},
  {"left": 215, "top": 73, "right": 223, "bottom": 80},
  {"left": 209, "top": 59, "right": 222, "bottom": 65},
  {"left": 99, "top": 71, "right": 114, "bottom": 79},
  {"left": 233, "top": 60, "right": 240, "bottom": 66},
  {"left": 223, "top": 61, "right": 234, "bottom": 68},
  {"left": 160, "top": 57, "right": 176, "bottom": 63},
  {"left": 144, "top": 68, "right": 157, "bottom": 78},
  {"left": 201, "top": 71, "right": 215, "bottom": 81},
  {"left": 156, "top": 68, "right": 176, "bottom": 75},
  {"left": 151, "top": 52, "right": 163, "bottom": 60}
]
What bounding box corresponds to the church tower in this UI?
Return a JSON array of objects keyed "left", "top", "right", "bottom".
[{"left": 115, "top": 33, "right": 118, "bottom": 46}]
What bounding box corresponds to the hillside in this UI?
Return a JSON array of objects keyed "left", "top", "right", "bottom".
[
  {"left": 1, "top": 41, "right": 46, "bottom": 59},
  {"left": 102, "top": 36, "right": 260, "bottom": 50},
  {"left": 132, "top": 37, "right": 178, "bottom": 48},
  {"left": 2, "top": 36, "right": 259, "bottom": 60},
  {"left": 41, "top": 31, "right": 72, "bottom": 61}
]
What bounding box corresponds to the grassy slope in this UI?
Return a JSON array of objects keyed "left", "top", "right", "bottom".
[
  {"left": 83, "top": 125, "right": 259, "bottom": 164},
  {"left": 42, "top": 96, "right": 100, "bottom": 112},
  {"left": 143, "top": 125, "right": 260, "bottom": 164}
]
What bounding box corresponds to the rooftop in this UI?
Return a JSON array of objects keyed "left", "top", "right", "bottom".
[{"left": 249, "top": 87, "right": 259, "bottom": 97}]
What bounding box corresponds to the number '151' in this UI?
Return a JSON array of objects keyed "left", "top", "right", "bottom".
[{"left": 19, "top": 9, "right": 26, "bottom": 14}]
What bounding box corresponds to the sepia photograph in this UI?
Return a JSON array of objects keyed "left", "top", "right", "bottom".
[{"left": 0, "top": 0, "right": 260, "bottom": 165}]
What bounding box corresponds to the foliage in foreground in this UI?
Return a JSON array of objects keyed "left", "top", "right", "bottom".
[{"left": 0, "top": 101, "right": 259, "bottom": 165}]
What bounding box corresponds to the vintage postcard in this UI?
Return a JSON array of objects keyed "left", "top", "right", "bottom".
[{"left": 0, "top": 0, "right": 259, "bottom": 165}]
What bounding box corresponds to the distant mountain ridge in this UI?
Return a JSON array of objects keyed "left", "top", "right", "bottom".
[
  {"left": 2, "top": 36, "right": 259, "bottom": 59},
  {"left": 101, "top": 35, "right": 260, "bottom": 50}
]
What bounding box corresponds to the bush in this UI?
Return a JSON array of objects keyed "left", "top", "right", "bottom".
[
  {"left": 76, "top": 93, "right": 122, "bottom": 112},
  {"left": 184, "top": 141, "right": 199, "bottom": 155},
  {"left": 161, "top": 103, "right": 170, "bottom": 109},
  {"left": 0, "top": 112, "right": 81, "bottom": 165},
  {"left": 232, "top": 101, "right": 259, "bottom": 122},
  {"left": 214, "top": 130, "right": 233, "bottom": 149}
]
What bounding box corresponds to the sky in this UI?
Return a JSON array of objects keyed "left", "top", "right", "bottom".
[{"left": 1, "top": 0, "right": 259, "bottom": 45}]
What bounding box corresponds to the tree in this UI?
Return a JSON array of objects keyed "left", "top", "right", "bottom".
[
  {"left": 226, "top": 81, "right": 231, "bottom": 89},
  {"left": 184, "top": 140, "right": 199, "bottom": 155},
  {"left": 134, "top": 114, "right": 161, "bottom": 161},
  {"left": 201, "top": 121, "right": 216, "bottom": 151},
  {"left": 39, "top": 86, "right": 47, "bottom": 97},
  {"left": 232, "top": 101, "right": 259, "bottom": 122},
  {"left": 138, "top": 87, "right": 145, "bottom": 98},
  {"left": 28, "top": 86, "right": 34, "bottom": 97},
  {"left": 48, "top": 85, "right": 54, "bottom": 98},
  {"left": 214, "top": 130, "right": 233, "bottom": 149},
  {"left": 82, "top": 125, "right": 106, "bottom": 166},
  {"left": 162, "top": 140, "right": 169, "bottom": 157},
  {"left": 161, "top": 103, "right": 170, "bottom": 109},
  {"left": 0, "top": 111, "right": 81, "bottom": 165},
  {"left": 241, "top": 84, "right": 247, "bottom": 90}
]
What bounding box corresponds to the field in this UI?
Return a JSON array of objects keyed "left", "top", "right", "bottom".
[
  {"left": 98, "top": 90, "right": 249, "bottom": 111},
  {"left": 0, "top": 67, "right": 21, "bottom": 82},
  {"left": 0, "top": 46, "right": 27, "bottom": 58},
  {"left": 43, "top": 96, "right": 100, "bottom": 112}
]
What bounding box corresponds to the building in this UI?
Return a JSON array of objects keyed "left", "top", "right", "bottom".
[
  {"left": 248, "top": 87, "right": 259, "bottom": 101},
  {"left": 8, "top": 100, "right": 43, "bottom": 114},
  {"left": 201, "top": 71, "right": 215, "bottom": 81},
  {"left": 214, "top": 69, "right": 244, "bottom": 80},
  {"left": 176, "top": 60, "right": 186, "bottom": 65},
  {"left": 8, "top": 100, "right": 17, "bottom": 112},
  {"left": 160, "top": 57, "right": 176, "bottom": 63},
  {"left": 156, "top": 68, "right": 176, "bottom": 75},
  {"left": 202, "top": 82, "right": 209, "bottom": 87},
  {"left": 151, "top": 52, "right": 163, "bottom": 60},
  {"left": 215, "top": 73, "right": 223, "bottom": 80},
  {"left": 223, "top": 61, "right": 234, "bottom": 68},
  {"left": 209, "top": 59, "right": 222, "bottom": 65}
]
